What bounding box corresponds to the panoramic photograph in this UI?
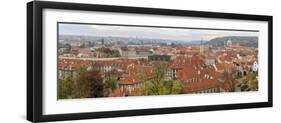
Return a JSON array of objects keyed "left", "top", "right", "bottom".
[{"left": 57, "top": 23, "right": 259, "bottom": 99}]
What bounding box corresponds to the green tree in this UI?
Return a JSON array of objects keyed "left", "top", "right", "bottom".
[
  {"left": 242, "top": 72, "right": 258, "bottom": 91},
  {"left": 58, "top": 76, "right": 75, "bottom": 99},
  {"left": 79, "top": 43, "right": 86, "bottom": 48},
  {"left": 153, "top": 62, "right": 169, "bottom": 84},
  {"left": 139, "top": 62, "right": 186, "bottom": 95},
  {"left": 106, "top": 76, "right": 118, "bottom": 92},
  {"left": 77, "top": 65, "right": 87, "bottom": 75},
  {"left": 249, "top": 79, "right": 258, "bottom": 91},
  {"left": 171, "top": 80, "right": 185, "bottom": 94},
  {"left": 65, "top": 43, "right": 72, "bottom": 50},
  {"left": 142, "top": 80, "right": 185, "bottom": 95},
  {"left": 140, "top": 62, "right": 168, "bottom": 95},
  {"left": 74, "top": 70, "right": 107, "bottom": 98}
]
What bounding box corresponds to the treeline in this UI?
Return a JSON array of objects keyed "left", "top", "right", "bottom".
[{"left": 206, "top": 36, "right": 258, "bottom": 48}]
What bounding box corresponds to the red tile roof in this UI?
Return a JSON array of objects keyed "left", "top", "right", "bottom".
[{"left": 119, "top": 65, "right": 154, "bottom": 85}]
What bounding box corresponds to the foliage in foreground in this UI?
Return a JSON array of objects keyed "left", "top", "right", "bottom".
[
  {"left": 139, "top": 61, "right": 186, "bottom": 95},
  {"left": 58, "top": 69, "right": 110, "bottom": 99}
]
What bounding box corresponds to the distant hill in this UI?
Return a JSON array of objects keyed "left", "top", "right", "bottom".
[{"left": 205, "top": 36, "right": 258, "bottom": 48}]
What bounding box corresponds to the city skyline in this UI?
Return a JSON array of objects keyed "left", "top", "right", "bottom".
[
  {"left": 59, "top": 23, "right": 259, "bottom": 41},
  {"left": 58, "top": 23, "right": 259, "bottom": 99}
]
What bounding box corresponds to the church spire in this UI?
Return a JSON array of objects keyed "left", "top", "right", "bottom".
[{"left": 200, "top": 39, "right": 204, "bottom": 54}]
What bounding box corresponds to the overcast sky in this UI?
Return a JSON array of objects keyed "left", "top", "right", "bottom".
[{"left": 59, "top": 23, "right": 259, "bottom": 41}]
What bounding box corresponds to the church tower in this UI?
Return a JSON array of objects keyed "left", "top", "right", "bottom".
[{"left": 200, "top": 39, "right": 204, "bottom": 54}]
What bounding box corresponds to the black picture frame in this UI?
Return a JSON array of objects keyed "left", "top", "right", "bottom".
[{"left": 27, "top": 1, "right": 273, "bottom": 122}]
